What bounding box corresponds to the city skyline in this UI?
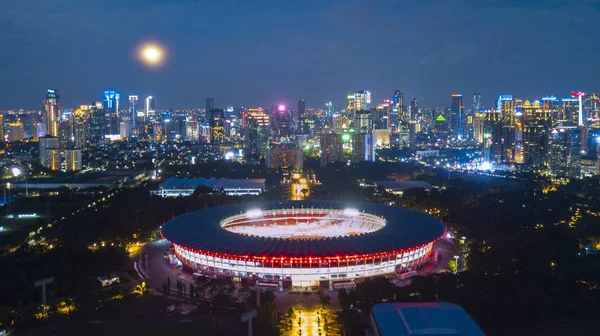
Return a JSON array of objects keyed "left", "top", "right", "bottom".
[{"left": 2, "top": 0, "right": 600, "bottom": 108}]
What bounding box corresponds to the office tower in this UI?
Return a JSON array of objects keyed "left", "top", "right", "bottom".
[
  {"left": 163, "top": 118, "right": 175, "bottom": 141},
  {"left": 374, "top": 129, "right": 390, "bottom": 148},
  {"left": 347, "top": 90, "right": 371, "bottom": 121},
  {"left": 119, "top": 122, "right": 131, "bottom": 139},
  {"left": 389, "top": 90, "right": 403, "bottom": 134},
  {"left": 496, "top": 95, "right": 516, "bottom": 162},
  {"left": 355, "top": 110, "right": 373, "bottom": 133},
  {"left": 129, "top": 95, "right": 138, "bottom": 129},
  {"left": 145, "top": 95, "right": 155, "bottom": 119},
  {"left": 33, "top": 123, "right": 43, "bottom": 141},
  {"left": 64, "top": 148, "right": 82, "bottom": 171},
  {"left": 409, "top": 121, "right": 419, "bottom": 149},
  {"left": 90, "top": 102, "right": 106, "bottom": 143},
  {"left": 332, "top": 114, "right": 349, "bottom": 134},
  {"left": 522, "top": 100, "right": 551, "bottom": 167},
  {"left": 410, "top": 98, "right": 418, "bottom": 121},
  {"left": 450, "top": 94, "right": 464, "bottom": 139},
  {"left": 397, "top": 122, "right": 410, "bottom": 148},
  {"left": 39, "top": 136, "right": 60, "bottom": 170},
  {"left": 8, "top": 121, "right": 25, "bottom": 142},
  {"left": 73, "top": 107, "right": 89, "bottom": 149},
  {"left": 561, "top": 97, "right": 579, "bottom": 124},
  {"left": 246, "top": 107, "right": 270, "bottom": 156},
  {"left": 549, "top": 125, "right": 581, "bottom": 179},
  {"left": 298, "top": 99, "right": 307, "bottom": 134},
  {"left": 44, "top": 89, "right": 60, "bottom": 137},
  {"left": 200, "top": 123, "right": 211, "bottom": 143},
  {"left": 572, "top": 91, "right": 586, "bottom": 126},
  {"left": 541, "top": 96, "right": 561, "bottom": 123},
  {"left": 473, "top": 93, "right": 482, "bottom": 112},
  {"left": 103, "top": 90, "right": 120, "bottom": 134},
  {"left": 266, "top": 147, "right": 303, "bottom": 169},
  {"left": 484, "top": 108, "right": 503, "bottom": 163},
  {"left": 272, "top": 105, "right": 292, "bottom": 140},
  {"left": 473, "top": 109, "right": 486, "bottom": 143},
  {"left": 185, "top": 118, "right": 200, "bottom": 141},
  {"left": 597, "top": 137, "right": 600, "bottom": 175},
  {"left": 585, "top": 93, "right": 599, "bottom": 120},
  {"left": 208, "top": 108, "right": 225, "bottom": 144},
  {"left": 320, "top": 133, "right": 343, "bottom": 166},
  {"left": 58, "top": 120, "right": 73, "bottom": 148},
  {"left": 206, "top": 97, "right": 214, "bottom": 114},
  {"left": 352, "top": 133, "right": 376, "bottom": 162},
  {"left": 0, "top": 114, "right": 3, "bottom": 141},
  {"left": 372, "top": 100, "right": 390, "bottom": 130},
  {"left": 325, "top": 101, "right": 334, "bottom": 118}
]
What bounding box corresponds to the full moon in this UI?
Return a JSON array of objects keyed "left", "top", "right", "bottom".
[{"left": 137, "top": 42, "right": 167, "bottom": 68}]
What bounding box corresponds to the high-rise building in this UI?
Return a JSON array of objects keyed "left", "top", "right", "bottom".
[
  {"left": 484, "top": 108, "right": 503, "bottom": 163},
  {"left": 266, "top": 147, "right": 303, "bottom": 169},
  {"left": 64, "top": 148, "right": 82, "bottom": 171},
  {"left": 352, "top": 133, "right": 376, "bottom": 162},
  {"left": 355, "top": 110, "right": 373, "bottom": 133},
  {"left": 58, "top": 120, "right": 73, "bottom": 148},
  {"left": 549, "top": 124, "right": 581, "bottom": 179},
  {"left": 185, "top": 118, "right": 199, "bottom": 141},
  {"left": 145, "top": 95, "right": 155, "bottom": 119},
  {"left": 497, "top": 95, "right": 516, "bottom": 162},
  {"left": 129, "top": 95, "right": 138, "bottom": 129},
  {"left": 119, "top": 122, "right": 131, "bottom": 139},
  {"left": 298, "top": 99, "right": 307, "bottom": 134},
  {"left": 473, "top": 93, "right": 482, "bottom": 112},
  {"left": 8, "top": 121, "right": 25, "bottom": 142},
  {"left": 473, "top": 109, "right": 486, "bottom": 143},
  {"left": 585, "top": 93, "right": 599, "bottom": 120},
  {"left": 409, "top": 98, "right": 418, "bottom": 121},
  {"left": 44, "top": 89, "right": 60, "bottom": 137},
  {"left": 450, "top": 94, "right": 464, "bottom": 138},
  {"left": 90, "top": 102, "right": 106, "bottom": 143},
  {"left": 246, "top": 107, "right": 270, "bottom": 156},
  {"left": 390, "top": 90, "right": 403, "bottom": 128},
  {"left": 347, "top": 90, "right": 371, "bottom": 121},
  {"left": 522, "top": 100, "right": 551, "bottom": 167},
  {"left": 73, "top": 107, "right": 89, "bottom": 149},
  {"left": 272, "top": 105, "right": 292, "bottom": 141},
  {"left": 561, "top": 97, "right": 579, "bottom": 124},
  {"left": 0, "top": 114, "right": 3, "bottom": 141},
  {"left": 320, "top": 133, "right": 343, "bottom": 166},
  {"left": 542, "top": 96, "right": 561, "bottom": 123},
  {"left": 409, "top": 121, "right": 419, "bottom": 149},
  {"left": 103, "top": 90, "right": 120, "bottom": 134},
  {"left": 208, "top": 108, "right": 225, "bottom": 144},
  {"left": 206, "top": 97, "right": 214, "bottom": 114},
  {"left": 39, "top": 136, "right": 60, "bottom": 170}
]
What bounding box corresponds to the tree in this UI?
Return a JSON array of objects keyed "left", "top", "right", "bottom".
[{"left": 448, "top": 260, "right": 458, "bottom": 273}]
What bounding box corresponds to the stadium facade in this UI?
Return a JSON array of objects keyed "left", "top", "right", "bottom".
[{"left": 161, "top": 201, "right": 445, "bottom": 289}]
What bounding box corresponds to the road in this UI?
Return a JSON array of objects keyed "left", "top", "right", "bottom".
[{"left": 136, "top": 239, "right": 195, "bottom": 290}]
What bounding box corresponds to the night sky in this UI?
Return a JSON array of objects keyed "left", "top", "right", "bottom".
[{"left": 1, "top": 0, "right": 599, "bottom": 109}]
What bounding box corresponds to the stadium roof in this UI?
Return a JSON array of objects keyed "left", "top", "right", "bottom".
[
  {"left": 161, "top": 201, "right": 445, "bottom": 258},
  {"left": 371, "top": 302, "right": 486, "bottom": 336},
  {"left": 159, "top": 177, "right": 265, "bottom": 190},
  {"left": 374, "top": 180, "right": 433, "bottom": 191}
]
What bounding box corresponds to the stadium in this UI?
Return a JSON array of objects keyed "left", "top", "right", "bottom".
[{"left": 160, "top": 201, "right": 446, "bottom": 289}]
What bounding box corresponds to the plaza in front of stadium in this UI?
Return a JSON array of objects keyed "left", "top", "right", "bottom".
[{"left": 160, "top": 201, "right": 446, "bottom": 290}]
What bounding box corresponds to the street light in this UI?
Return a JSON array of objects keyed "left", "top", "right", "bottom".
[{"left": 453, "top": 255, "right": 460, "bottom": 274}]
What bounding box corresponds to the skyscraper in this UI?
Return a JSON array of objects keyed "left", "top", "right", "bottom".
[
  {"left": 246, "top": 107, "right": 270, "bottom": 156},
  {"left": 272, "top": 105, "right": 292, "bottom": 141},
  {"left": 549, "top": 125, "right": 581, "bottom": 179},
  {"left": 390, "top": 90, "right": 403, "bottom": 131},
  {"left": 410, "top": 98, "right": 418, "bottom": 121},
  {"left": 298, "top": 99, "right": 307, "bottom": 134},
  {"left": 450, "top": 94, "right": 464, "bottom": 138},
  {"left": 561, "top": 97, "right": 579, "bottom": 124},
  {"left": 355, "top": 110, "right": 373, "bottom": 133},
  {"left": 320, "top": 133, "right": 343, "bottom": 166},
  {"left": 208, "top": 108, "right": 225, "bottom": 144},
  {"left": 90, "top": 102, "right": 106, "bottom": 143},
  {"left": 473, "top": 93, "right": 482, "bottom": 112},
  {"left": 497, "top": 95, "right": 516, "bottom": 162},
  {"left": 352, "top": 133, "right": 376, "bottom": 162},
  {"left": 185, "top": 118, "right": 199, "bottom": 141},
  {"left": 44, "top": 89, "right": 60, "bottom": 137},
  {"left": 206, "top": 97, "right": 214, "bottom": 114},
  {"left": 129, "top": 95, "right": 138, "bottom": 129},
  {"left": 347, "top": 90, "right": 371, "bottom": 121},
  {"left": 64, "top": 148, "right": 82, "bottom": 171},
  {"left": 145, "top": 95, "right": 155, "bottom": 119},
  {"left": 8, "top": 121, "right": 25, "bottom": 142},
  {"left": 522, "top": 100, "right": 551, "bottom": 167}
]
